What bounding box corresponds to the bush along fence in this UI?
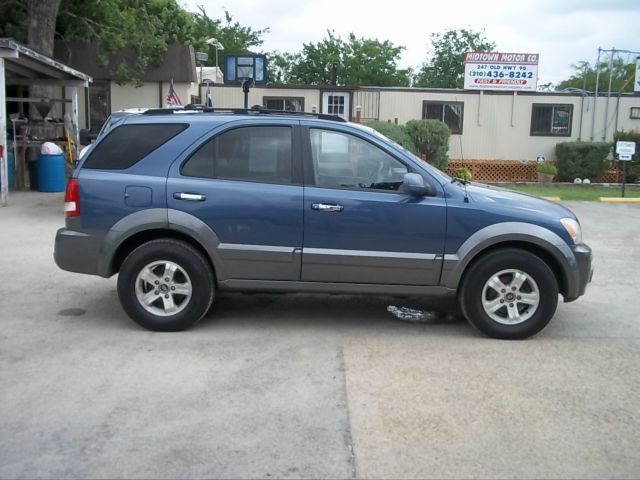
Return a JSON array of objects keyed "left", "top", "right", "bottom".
[{"left": 364, "top": 119, "right": 630, "bottom": 183}]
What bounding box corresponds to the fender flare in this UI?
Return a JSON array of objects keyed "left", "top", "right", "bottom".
[{"left": 440, "top": 222, "right": 578, "bottom": 294}]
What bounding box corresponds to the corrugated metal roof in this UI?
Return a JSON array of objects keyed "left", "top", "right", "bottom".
[{"left": 0, "top": 38, "right": 92, "bottom": 84}]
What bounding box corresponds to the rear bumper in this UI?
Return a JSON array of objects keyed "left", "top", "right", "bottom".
[
  {"left": 564, "top": 243, "right": 593, "bottom": 302},
  {"left": 54, "top": 228, "right": 102, "bottom": 276}
]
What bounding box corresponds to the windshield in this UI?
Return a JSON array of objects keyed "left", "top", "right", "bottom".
[{"left": 350, "top": 122, "right": 452, "bottom": 183}]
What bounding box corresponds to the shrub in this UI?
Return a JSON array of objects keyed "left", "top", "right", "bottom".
[
  {"left": 454, "top": 166, "right": 473, "bottom": 181},
  {"left": 405, "top": 119, "right": 451, "bottom": 170},
  {"left": 363, "top": 121, "right": 418, "bottom": 154},
  {"left": 555, "top": 142, "right": 611, "bottom": 182},
  {"left": 614, "top": 130, "right": 640, "bottom": 182},
  {"left": 536, "top": 162, "right": 558, "bottom": 175}
]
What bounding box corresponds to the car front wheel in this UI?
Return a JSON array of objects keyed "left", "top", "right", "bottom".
[
  {"left": 460, "top": 249, "right": 558, "bottom": 339},
  {"left": 117, "top": 239, "right": 214, "bottom": 331}
]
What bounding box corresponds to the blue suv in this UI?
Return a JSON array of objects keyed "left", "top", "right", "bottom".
[{"left": 55, "top": 108, "right": 593, "bottom": 339}]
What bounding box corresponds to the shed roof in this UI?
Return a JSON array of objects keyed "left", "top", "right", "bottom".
[
  {"left": 54, "top": 42, "right": 197, "bottom": 83},
  {"left": 0, "top": 38, "right": 92, "bottom": 87}
]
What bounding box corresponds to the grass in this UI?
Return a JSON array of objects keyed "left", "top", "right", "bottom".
[{"left": 497, "top": 183, "right": 640, "bottom": 201}]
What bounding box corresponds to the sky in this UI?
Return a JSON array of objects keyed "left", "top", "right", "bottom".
[{"left": 182, "top": 0, "right": 640, "bottom": 86}]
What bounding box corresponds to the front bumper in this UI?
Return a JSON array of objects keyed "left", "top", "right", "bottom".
[
  {"left": 565, "top": 243, "right": 593, "bottom": 302},
  {"left": 54, "top": 228, "right": 102, "bottom": 276}
]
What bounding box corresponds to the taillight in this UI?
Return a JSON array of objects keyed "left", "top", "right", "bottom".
[{"left": 64, "top": 178, "right": 80, "bottom": 217}]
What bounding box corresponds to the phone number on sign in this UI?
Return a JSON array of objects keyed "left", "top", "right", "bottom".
[{"left": 469, "top": 70, "right": 534, "bottom": 79}]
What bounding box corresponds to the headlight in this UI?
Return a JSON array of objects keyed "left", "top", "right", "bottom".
[{"left": 560, "top": 218, "right": 582, "bottom": 244}]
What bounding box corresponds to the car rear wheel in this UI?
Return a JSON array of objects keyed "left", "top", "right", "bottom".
[
  {"left": 460, "top": 249, "right": 558, "bottom": 339},
  {"left": 117, "top": 239, "right": 214, "bottom": 331}
]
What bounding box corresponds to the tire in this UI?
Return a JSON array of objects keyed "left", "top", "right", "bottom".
[
  {"left": 460, "top": 249, "right": 558, "bottom": 340},
  {"left": 117, "top": 239, "right": 214, "bottom": 331}
]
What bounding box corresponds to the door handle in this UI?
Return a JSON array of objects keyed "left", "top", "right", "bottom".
[
  {"left": 173, "top": 192, "right": 207, "bottom": 202},
  {"left": 311, "top": 203, "right": 344, "bottom": 212}
]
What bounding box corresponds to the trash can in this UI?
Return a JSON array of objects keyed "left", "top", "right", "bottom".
[
  {"left": 7, "top": 151, "right": 15, "bottom": 190},
  {"left": 1, "top": 151, "right": 15, "bottom": 190},
  {"left": 36, "top": 153, "right": 66, "bottom": 192}
]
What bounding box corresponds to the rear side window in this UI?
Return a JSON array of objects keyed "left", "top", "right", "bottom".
[
  {"left": 83, "top": 124, "right": 187, "bottom": 169},
  {"left": 182, "top": 126, "right": 292, "bottom": 184}
]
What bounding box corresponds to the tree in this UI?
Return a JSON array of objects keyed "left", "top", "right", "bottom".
[
  {"left": 555, "top": 59, "right": 636, "bottom": 93},
  {"left": 275, "top": 30, "right": 410, "bottom": 86},
  {"left": 1, "top": 0, "right": 268, "bottom": 84},
  {"left": 414, "top": 29, "right": 496, "bottom": 88}
]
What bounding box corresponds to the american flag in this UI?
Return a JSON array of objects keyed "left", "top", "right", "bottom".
[{"left": 166, "top": 79, "right": 182, "bottom": 106}]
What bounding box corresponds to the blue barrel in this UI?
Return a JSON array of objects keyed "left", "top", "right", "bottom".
[
  {"left": 8, "top": 151, "right": 15, "bottom": 190},
  {"left": 1, "top": 151, "right": 15, "bottom": 190},
  {"left": 37, "top": 153, "right": 66, "bottom": 192}
]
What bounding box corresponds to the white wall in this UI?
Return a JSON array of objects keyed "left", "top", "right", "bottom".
[
  {"left": 211, "top": 85, "right": 321, "bottom": 111},
  {"left": 110, "top": 81, "right": 196, "bottom": 111},
  {"left": 376, "top": 90, "right": 640, "bottom": 161},
  {"left": 105, "top": 83, "right": 640, "bottom": 162}
]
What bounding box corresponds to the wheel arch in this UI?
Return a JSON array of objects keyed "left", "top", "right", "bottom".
[
  {"left": 457, "top": 241, "right": 567, "bottom": 297},
  {"left": 441, "top": 222, "right": 577, "bottom": 299},
  {"left": 100, "top": 209, "right": 225, "bottom": 281},
  {"left": 109, "top": 229, "right": 216, "bottom": 281}
]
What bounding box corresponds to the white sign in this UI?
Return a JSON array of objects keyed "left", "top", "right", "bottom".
[
  {"left": 616, "top": 141, "right": 636, "bottom": 155},
  {"left": 619, "top": 154, "right": 632, "bottom": 161},
  {"left": 464, "top": 52, "right": 539, "bottom": 92},
  {"left": 635, "top": 57, "right": 640, "bottom": 94}
]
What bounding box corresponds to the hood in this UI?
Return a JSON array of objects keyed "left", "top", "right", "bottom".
[{"left": 462, "top": 182, "right": 576, "bottom": 220}]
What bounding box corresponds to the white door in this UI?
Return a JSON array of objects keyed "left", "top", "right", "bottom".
[{"left": 322, "top": 92, "right": 350, "bottom": 121}]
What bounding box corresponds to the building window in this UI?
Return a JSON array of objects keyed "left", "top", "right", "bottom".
[
  {"left": 263, "top": 96, "right": 304, "bottom": 112},
  {"left": 422, "top": 101, "right": 464, "bottom": 134},
  {"left": 631, "top": 107, "right": 640, "bottom": 120},
  {"left": 326, "top": 95, "right": 345, "bottom": 116},
  {"left": 531, "top": 104, "right": 573, "bottom": 136}
]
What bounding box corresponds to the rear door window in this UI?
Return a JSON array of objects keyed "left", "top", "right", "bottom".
[
  {"left": 181, "top": 126, "right": 293, "bottom": 184},
  {"left": 83, "top": 124, "right": 187, "bottom": 169}
]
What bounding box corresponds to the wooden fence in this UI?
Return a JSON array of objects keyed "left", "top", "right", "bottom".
[{"left": 443, "top": 160, "right": 622, "bottom": 183}]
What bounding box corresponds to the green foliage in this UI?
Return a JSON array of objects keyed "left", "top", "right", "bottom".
[
  {"left": 56, "top": 0, "right": 197, "bottom": 83},
  {"left": 614, "top": 130, "right": 640, "bottom": 182},
  {"left": 274, "top": 30, "right": 411, "bottom": 86},
  {"left": 536, "top": 162, "right": 558, "bottom": 175},
  {"left": 0, "top": 0, "right": 28, "bottom": 40},
  {"left": 556, "top": 59, "right": 636, "bottom": 93},
  {"left": 363, "top": 121, "right": 418, "bottom": 154},
  {"left": 555, "top": 142, "right": 611, "bottom": 182},
  {"left": 3, "top": 0, "right": 268, "bottom": 84},
  {"left": 405, "top": 119, "right": 451, "bottom": 170},
  {"left": 454, "top": 167, "right": 473, "bottom": 181},
  {"left": 414, "top": 29, "right": 495, "bottom": 88}
]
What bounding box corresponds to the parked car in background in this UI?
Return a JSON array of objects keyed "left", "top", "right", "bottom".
[{"left": 55, "top": 107, "right": 593, "bottom": 339}]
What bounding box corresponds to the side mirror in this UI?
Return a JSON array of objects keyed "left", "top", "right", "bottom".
[{"left": 402, "top": 173, "right": 435, "bottom": 197}]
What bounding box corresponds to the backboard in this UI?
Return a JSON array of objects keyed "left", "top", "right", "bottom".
[{"left": 224, "top": 54, "right": 267, "bottom": 85}]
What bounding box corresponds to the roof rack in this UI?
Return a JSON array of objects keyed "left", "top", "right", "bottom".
[{"left": 141, "top": 105, "right": 347, "bottom": 122}]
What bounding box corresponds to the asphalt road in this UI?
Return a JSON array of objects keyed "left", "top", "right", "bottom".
[{"left": 1, "top": 192, "right": 639, "bottom": 479}]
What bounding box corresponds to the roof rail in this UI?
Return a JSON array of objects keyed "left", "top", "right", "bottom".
[{"left": 142, "top": 105, "right": 347, "bottom": 122}]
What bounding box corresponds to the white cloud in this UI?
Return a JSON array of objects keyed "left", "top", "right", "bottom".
[{"left": 183, "top": 0, "right": 640, "bottom": 84}]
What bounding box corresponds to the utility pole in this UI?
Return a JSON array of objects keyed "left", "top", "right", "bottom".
[
  {"left": 590, "top": 48, "right": 601, "bottom": 141},
  {"left": 603, "top": 48, "right": 616, "bottom": 140}
]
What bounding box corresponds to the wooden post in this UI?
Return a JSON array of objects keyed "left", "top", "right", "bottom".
[{"left": 355, "top": 105, "right": 361, "bottom": 123}]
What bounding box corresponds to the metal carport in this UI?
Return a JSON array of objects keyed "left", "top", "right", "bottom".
[{"left": 0, "top": 38, "right": 92, "bottom": 206}]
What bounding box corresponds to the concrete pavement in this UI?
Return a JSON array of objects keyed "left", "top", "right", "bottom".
[{"left": 0, "top": 192, "right": 638, "bottom": 479}]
